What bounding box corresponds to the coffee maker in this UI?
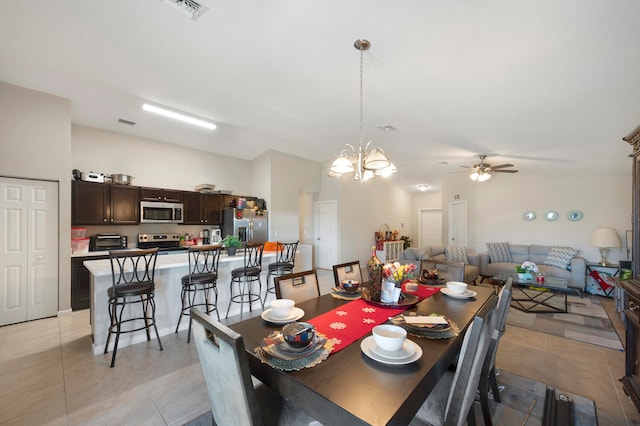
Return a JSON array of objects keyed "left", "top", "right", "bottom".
[
  {"left": 202, "top": 229, "right": 211, "bottom": 244},
  {"left": 203, "top": 227, "right": 221, "bottom": 244}
]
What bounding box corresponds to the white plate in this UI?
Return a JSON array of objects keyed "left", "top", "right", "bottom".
[
  {"left": 440, "top": 288, "right": 477, "bottom": 299},
  {"left": 370, "top": 340, "right": 416, "bottom": 360},
  {"left": 360, "top": 336, "right": 422, "bottom": 365},
  {"left": 261, "top": 307, "right": 304, "bottom": 324}
]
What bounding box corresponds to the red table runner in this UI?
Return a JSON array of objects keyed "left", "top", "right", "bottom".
[{"left": 308, "top": 284, "right": 439, "bottom": 353}]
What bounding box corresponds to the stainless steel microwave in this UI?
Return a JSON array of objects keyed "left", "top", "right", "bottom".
[{"left": 140, "top": 201, "right": 183, "bottom": 224}]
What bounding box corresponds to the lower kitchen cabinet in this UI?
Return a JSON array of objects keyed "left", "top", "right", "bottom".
[{"left": 71, "top": 255, "right": 108, "bottom": 310}]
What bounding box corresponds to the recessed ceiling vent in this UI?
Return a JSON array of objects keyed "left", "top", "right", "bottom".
[{"left": 160, "top": 0, "right": 208, "bottom": 21}]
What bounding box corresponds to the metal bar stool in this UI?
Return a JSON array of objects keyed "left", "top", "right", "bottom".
[
  {"left": 226, "top": 242, "right": 265, "bottom": 318},
  {"left": 176, "top": 244, "right": 222, "bottom": 343},
  {"left": 105, "top": 248, "right": 163, "bottom": 368},
  {"left": 263, "top": 240, "right": 298, "bottom": 304}
]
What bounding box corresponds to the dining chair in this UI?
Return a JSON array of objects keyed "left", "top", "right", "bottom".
[
  {"left": 175, "top": 244, "right": 222, "bottom": 343},
  {"left": 419, "top": 259, "right": 465, "bottom": 283},
  {"left": 105, "top": 248, "right": 163, "bottom": 368},
  {"left": 263, "top": 240, "right": 299, "bottom": 304},
  {"left": 332, "top": 261, "right": 363, "bottom": 288},
  {"left": 478, "top": 278, "right": 513, "bottom": 425},
  {"left": 226, "top": 242, "right": 265, "bottom": 318},
  {"left": 275, "top": 269, "right": 321, "bottom": 304},
  {"left": 411, "top": 293, "right": 498, "bottom": 426},
  {"left": 190, "top": 308, "right": 323, "bottom": 426}
]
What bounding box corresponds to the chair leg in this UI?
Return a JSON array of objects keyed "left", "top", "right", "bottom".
[
  {"left": 150, "top": 296, "right": 163, "bottom": 351},
  {"left": 489, "top": 367, "right": 501, "bottom": 403},
  {"left": 110, "top": 300, "right": 126, "bottom": 368},
  {"left": 466, "top": 405, "right": 476, "bottom": 426},
  {"left": 479, "top": 374, "right": 493, "bottom": 426},
  {"left": 175, "top": 286, "right": 187, "bottom": 334}
]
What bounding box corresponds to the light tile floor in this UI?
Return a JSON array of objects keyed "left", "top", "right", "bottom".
[{"left": 1, "top": 273, "right": 638, "bottom": 425}]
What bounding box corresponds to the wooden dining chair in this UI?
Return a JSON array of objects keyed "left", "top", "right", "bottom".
[
  {"left": 410, "top": 293, "right": 498, "bottom": 426},
  {"left": 478, "top": 278, "right": 513, "bottom": 425},
  {"left": 419, "top": 259, "right": 465, "bottom": 283},
  {"left": 190, "top": 308, "right": 322, "bottom": 426},
  {"left": 274, "top": 270, "right": 321, "bottom": 304},
  {"left": 332, "top": 261, "right": 363, "bottom": 288}
]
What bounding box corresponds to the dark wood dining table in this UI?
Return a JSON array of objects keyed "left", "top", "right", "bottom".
[{"left": 227, "top": 285, "right": 495, "bottom": 426}]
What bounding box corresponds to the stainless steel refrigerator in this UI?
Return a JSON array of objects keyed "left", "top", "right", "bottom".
[{"left": 222, "top": 208, "right": 268, "bottom": 243}]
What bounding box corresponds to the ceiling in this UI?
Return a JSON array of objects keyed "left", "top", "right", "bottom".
[{"left": 1, "top": 1, "right": 639, "bottom": 192}]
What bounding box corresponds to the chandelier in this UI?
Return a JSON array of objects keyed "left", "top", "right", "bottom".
[{"left": 329, "top": 39, "right": 396, "bottom": 182}]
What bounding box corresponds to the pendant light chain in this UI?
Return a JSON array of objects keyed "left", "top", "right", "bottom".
[{"left": 359, "top": 44, "right": 364, "bottom": 145}]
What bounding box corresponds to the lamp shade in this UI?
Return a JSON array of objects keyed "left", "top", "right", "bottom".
[
  {"left": 329, "top": 156, "right": 354, "bottom": 174},
  {"left": 591, "top": 228, "right": 622, "bottom": 248}
]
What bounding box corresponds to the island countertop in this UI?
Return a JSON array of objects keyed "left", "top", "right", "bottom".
[{"left": 85, "top": 250, "right": 279, "bottom": 355}]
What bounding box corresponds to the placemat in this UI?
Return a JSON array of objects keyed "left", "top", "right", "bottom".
[{"left": 308, "top": 285, "right": 439, "bottom": 353}]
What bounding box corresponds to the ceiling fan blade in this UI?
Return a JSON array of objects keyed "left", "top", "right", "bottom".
[
  {"left": 490, "top": 163, "right": 514, "bottom": 169},
  {"left": 493, "top": 169, "right": 518, "bottom": 173}
]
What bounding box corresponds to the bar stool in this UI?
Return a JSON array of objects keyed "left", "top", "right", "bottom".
[
  {"left": 176, "top": 244, "right": 222, "bottom": 343},
  {"left": 263, "top": 240, "right": 299, "bottom": 304},
  {"left": 226, "top": 242, "right": 264, "bottom": 318},
  {"left": 105, "top": 248, "right": 162, "bottom": 368}
]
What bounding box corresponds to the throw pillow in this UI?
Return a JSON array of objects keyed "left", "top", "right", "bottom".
[
  {"left": 486, "top": 242, "right": 513, "bottom": 263},
  {"left": 445, "top": 246, "right": 467, "bottom": 263},
  {"left": 544, "top": 246, "right": 578, "bottom": 269}
]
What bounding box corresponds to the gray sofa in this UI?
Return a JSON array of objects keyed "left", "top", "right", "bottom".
[
  {"left": 478, "top": 244, "right": 586, "bottom": 293},
  {"left": 399, "top": 245, "right": 479, "bottom": 284}
]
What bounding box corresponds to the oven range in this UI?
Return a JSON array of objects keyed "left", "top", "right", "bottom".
[{"left": 137, "top": 233, "right": 185, "bottom": 253}]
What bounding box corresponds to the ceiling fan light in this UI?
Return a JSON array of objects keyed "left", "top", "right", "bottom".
[
  {"left": 364, "top": 148, "right": 391, "bottom": 170},
  {"left": 329, "top": 156, "right": 354, "bottom": 174}
]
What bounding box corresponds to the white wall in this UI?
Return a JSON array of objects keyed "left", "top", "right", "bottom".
[
  {"left": 72, "top": 125, "right": 253, "bottom": 194},
  {"left": 0, "top": 82, "right": 72, "bottom": 311}
]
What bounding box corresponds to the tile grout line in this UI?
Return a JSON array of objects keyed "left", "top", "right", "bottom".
[
  {"left": 57, "top": 316, "right": 71, "bottom": 426},
  {"left": 602, "top": 346, "right": 632, "bottom": 426}
]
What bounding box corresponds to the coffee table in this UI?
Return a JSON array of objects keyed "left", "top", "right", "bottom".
[{"left": 491, "top": 273, "right": 577, "bottom": 313}]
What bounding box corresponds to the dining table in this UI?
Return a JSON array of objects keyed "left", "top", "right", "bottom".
[{"left": 227, "top": 284, "right": 496, "bottom": 426}]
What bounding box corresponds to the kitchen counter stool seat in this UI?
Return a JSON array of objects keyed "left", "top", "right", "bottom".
[
  {"left": 176, "top": 245, "right": 222, "bottom": 343},
  {"left": 105, "top": 248, "right": 163, "bottom": 368},
  {"left": 226, "top": 243, "right": 265, "bottom": 318},
  {"left": 264, "top": 241, "right": 299, "bottom": 304}
]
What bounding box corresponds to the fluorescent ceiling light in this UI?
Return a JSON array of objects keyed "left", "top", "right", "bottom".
[{"left": 142, "top": 103, "right": 217, "bottom": 130}]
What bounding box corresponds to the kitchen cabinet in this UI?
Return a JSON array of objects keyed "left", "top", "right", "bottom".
[
  {"left": 72, "top": 181, "right": 140, "bottom": 225},
  {"left": 182, "top": 191, "right": 223, "bottom": 225},
  {"left": 71, "top": 254, "right": 108, "bottom": 310},
  {"left": 140, "top": 187, "right": 183, "bottom": 203}
]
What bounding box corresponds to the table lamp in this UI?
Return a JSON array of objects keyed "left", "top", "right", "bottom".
[{"left": 591, "top": 227, "right": 622, "bottom": 266}]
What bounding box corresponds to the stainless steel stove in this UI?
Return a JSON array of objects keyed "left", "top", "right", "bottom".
[{"left": 137, "top": 233, "right": 184, "bottom": 252}]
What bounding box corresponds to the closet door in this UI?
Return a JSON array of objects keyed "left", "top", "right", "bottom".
[{"left": 0, "top": 177, "right": 58, "bottom": 325}]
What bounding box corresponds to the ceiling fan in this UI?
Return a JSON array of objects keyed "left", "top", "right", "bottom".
[{"left": 462, "top": 155, "right": 519, "bottom": 182}]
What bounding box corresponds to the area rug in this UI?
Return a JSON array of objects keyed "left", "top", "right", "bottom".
[
  {"left": 479, "top": 369, "right": 598, "bottom": 425},
  {"left": 505, "top": 292, "right": 624, "bottom": 350},
  {"left": 184, "top": 370, "right": 598, "bottom": 425}
]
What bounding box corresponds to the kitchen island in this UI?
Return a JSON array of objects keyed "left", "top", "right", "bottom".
[{"left": 84, "top": 250, "right": 279, "bottom": 355}]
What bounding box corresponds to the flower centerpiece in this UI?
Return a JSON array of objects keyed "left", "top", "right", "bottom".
[
  {"left": 515, "top": 261, "right": 538, "bottom": 281},
  {"left": 380, "top": 262, "right": 417, "bottom": 303}
]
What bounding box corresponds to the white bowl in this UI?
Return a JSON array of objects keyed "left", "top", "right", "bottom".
[
  {"left": 372, "top": 324, "right": 407, "bottom": 352},
  {"left": 446, "top": 281, "right": 468, "bottom": 294},
  {"left": 270, "top": 299, "right": 295, "bottom": 319}
]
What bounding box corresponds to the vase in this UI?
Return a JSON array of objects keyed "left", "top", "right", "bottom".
[
  {"left": 517, "top": 272, "right": 533, "bottom": 281},
  {"left": 380, "top": 280, "right": 401, "bottom": 304},
  {"left": 366, "top": 246, "right": 383, "bottom": 301}
]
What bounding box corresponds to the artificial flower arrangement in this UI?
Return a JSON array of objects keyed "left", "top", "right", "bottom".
[
  {"left": 515, "top": 261, "right": 538, "bottom": 274},
  {"left": 382, "top": 262, "right": 417, "bottom": 288}
]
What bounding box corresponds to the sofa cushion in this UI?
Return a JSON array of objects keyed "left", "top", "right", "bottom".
[
  {"left": 401, "top": 247, "right": 427, "bottom": 261},
  {"left": 445, "top": 246, "right": 467, "bottom": 263},
  {"left": 544, "top": 246, "right": 579, "bottom": 269},
  {"left": 486, "top": 242, "right": 513, "bottom": 263}
]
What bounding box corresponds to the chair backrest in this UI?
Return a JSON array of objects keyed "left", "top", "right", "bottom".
[
  {"left": 187, "top": 244, "right": 223, "bottom": 276},
  {"left": 275, "top": 270, "right": 321, "bottom": 303},
  {"left": 191, "top": 308, "right": 263, "bottom": 426},
  {"left": 332, "top": 261, "right": 363, "bottom": 288},
  {"left": 445, "top": 293, "right": 498, "bottom": 425},
  {"left": 275, "top": 240, "right": 299, "bottom": 264},
  {"left": 243, "top": 242, "right": 264, "bottom": 269},
  {"left": 419, "top": 259, "right": 464, "bottom": 283},
  {"left": 109, "top": 248, "right": 158, "bottom": 288},
  {"left": 483, "top": 278, "right": 513, "bottom": 375}
]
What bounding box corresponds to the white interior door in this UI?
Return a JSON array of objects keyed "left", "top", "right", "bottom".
[
  {"left": 419, "top": 209, "right": 443, "bottom": 247},
  {"left": 0, "top": 177, "right": 58, "bottom": 325},
  {"left": 448, "top": 200, "right": 467, "bottom": 247},
  {"left": 313, "top": 200, "right": 337, "bottom": 270}
]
